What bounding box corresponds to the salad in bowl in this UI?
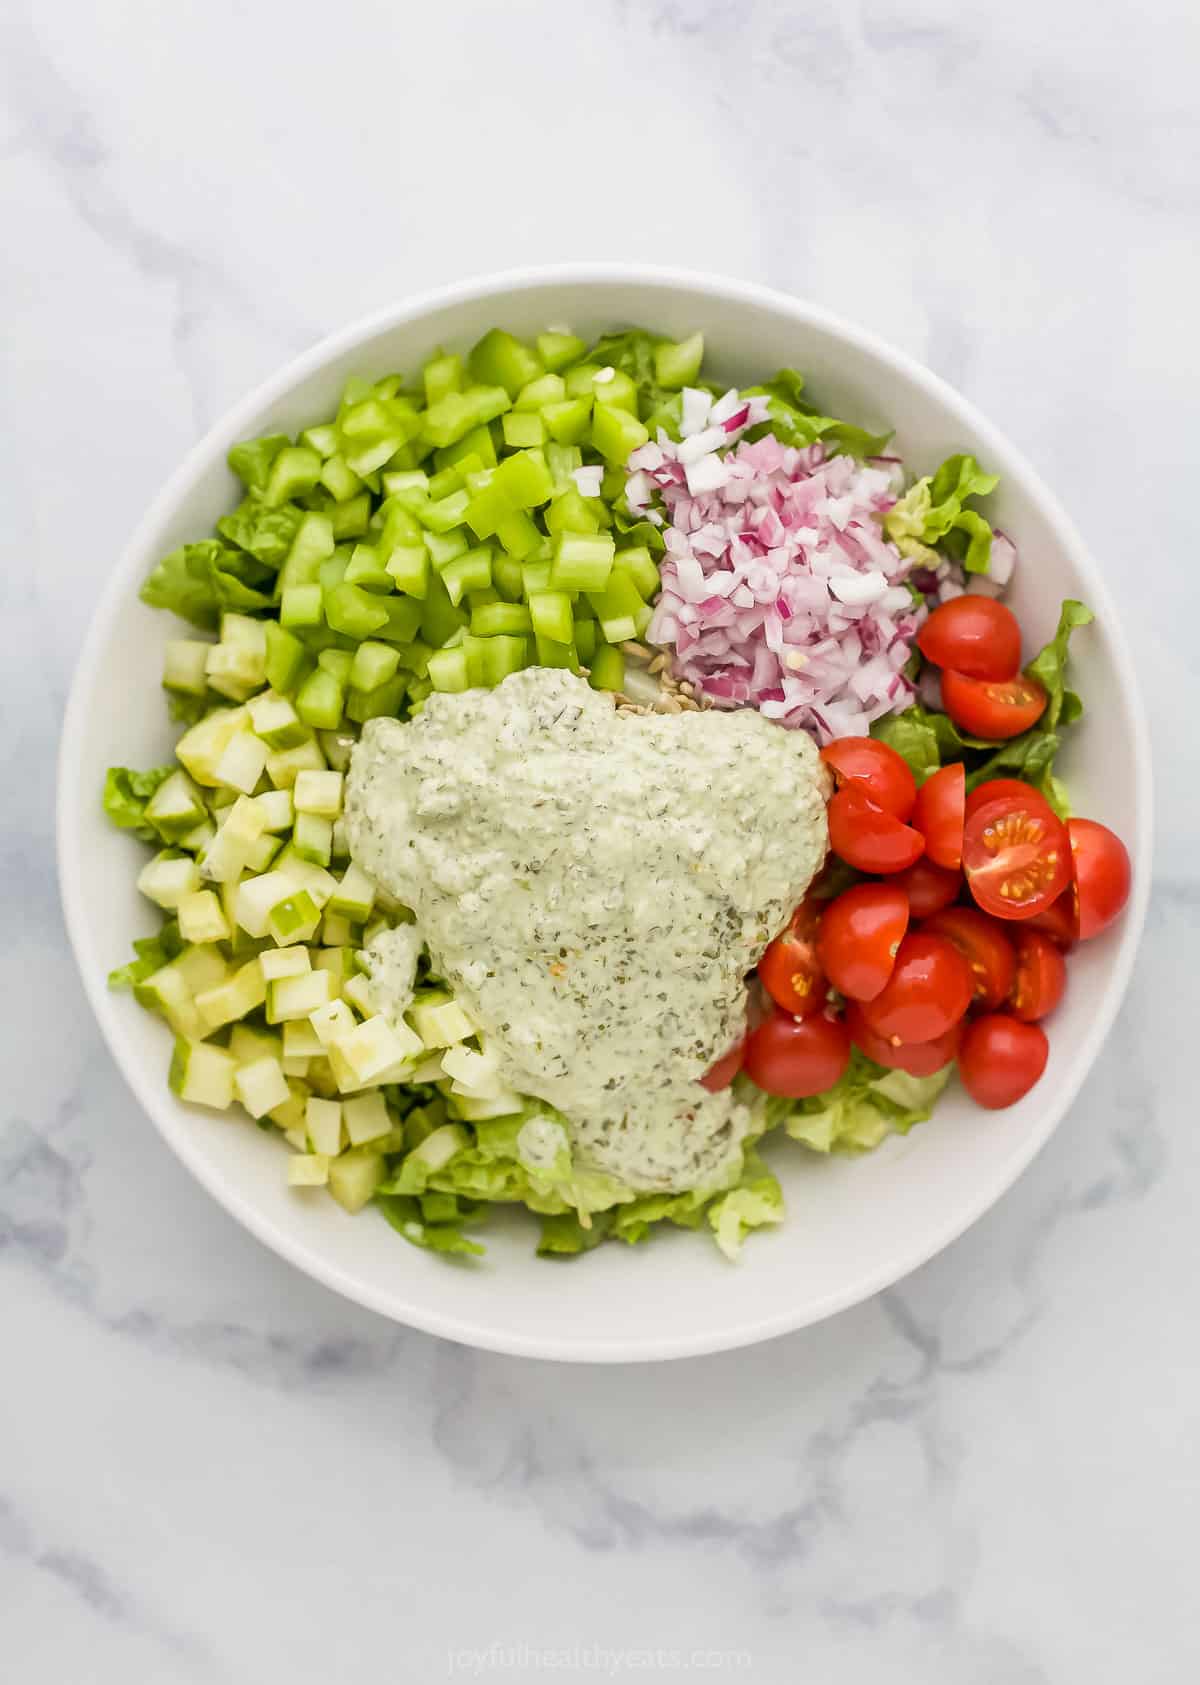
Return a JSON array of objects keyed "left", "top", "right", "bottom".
[{"left": 99, "top": 317, "right": 1134, "bottom": 1268}]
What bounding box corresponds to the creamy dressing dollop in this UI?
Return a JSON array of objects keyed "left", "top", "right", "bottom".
[{"left": 345, "top": 670, "right": 829, "bottom": 1193}]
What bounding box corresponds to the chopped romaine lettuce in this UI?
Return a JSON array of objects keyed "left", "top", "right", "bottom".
[
  {"left": 140, "top": 541, "right": 273, "bottom": 629},
  {"left": 780, "top": 1051, "right": 951, "bottom": 1154},
  {"left": 744, "top": 367, "right": 892, "bottom": 460},
  {"left": 884, "top": 452, "right": 999, "bottom": 572},
  {"left": 103, "top": 765, "right": 175, "bottom": 840}
]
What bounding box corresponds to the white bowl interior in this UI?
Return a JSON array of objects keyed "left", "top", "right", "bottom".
[{"left": 58, "top": 270, "right": 1150, "bottom": 1361}]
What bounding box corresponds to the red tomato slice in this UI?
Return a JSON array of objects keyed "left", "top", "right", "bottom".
[
  {"left": 820, "top": 737, "right": 916, "bottom": 820},
  {"left": 1067, "top": 818, "right": 1132, "bottom": 939},
  {"left": 962, "top": 792, "right": 1072, "bottom": 920},
  {"left": 858, "top": 933, "right": 973, "bottom": 1044},
  {"left": 827, "top": 785, "right": 926, "bottom": 875},
  {"left": 917, "top": 597, "right": 1022, "bottom": 681},
  {"left": 891, "top": 857, "right": 962, "bottom": 919},
  {"left": 942, "top": 670, "right": 1048, "bottom": 739},
  {"left": 815, "top": 883, "right": 909, "bottom": 1002},
  {"left": 964, "top": 777, "right": 1054, "bottom": 823},
  {"left": 700, "top": 1036, "right": 746, "bottom": 1092},
  {"left": 912, "top": 763, "right": 965, "bottom": 869},
  {"left": 921, "top": 906, "right": 1017, "bottom": 1010},
  {"left": 1024, "top": 888, "right": 1080, "bottom": 950},
  {"left": 757, "top": 898, "right": 828, "bottom": 1017},
  {"left": 1009, "top": 929, "right": 1067, "bottom": 1022},
  {"left": 958, "top": 1014, "right": 1049, "bottom": 1108},
  {"left": 846, "top": 1003, "right": 962, "bottom": 1077},
  {"left": 742, "top": 1009, "right": 851, "bottom": 1099}
]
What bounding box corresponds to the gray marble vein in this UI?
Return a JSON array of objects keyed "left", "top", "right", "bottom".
[{"left": 2, "top": 0, "right": 1196, "bottom": 1680}]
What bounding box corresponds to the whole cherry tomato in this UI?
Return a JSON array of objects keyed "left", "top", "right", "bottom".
[
  {"left": 845, "top": 1003, "right": 962, "bottom": 1077},
  {"left": 962, "top": 791, "right": 1072, "bottom": 920},
  {"left": 1067, "top": 818, "right": 1132, "bottom": 939},
  {"left": 1009, "top": 929, "right": 1067, "bottom": 1022},
  {"left": 917, "top": 597, "right": 1022, "bottom": 681},
  {"left": 921, "top": 906, "right": 1017, "bottom": 1010},
  {"left": 700, "top": 1036, "right": 746, "bottom": 1092},
  {"left": 743, "top": 1009, "right": 851, "bottom": 1098},
  {"left": 912, "top": 763, "right": 965, "bottom": 870},
  {"left": 827, "top": 785, "right": 925, "bottom": 875},
  {"left": 1024, "top": 888, "right": 1080, "bottom": 950},
  {"left": 958, "top": 1014, "right": 1049, "bottom": 1108},
  {"left": 858, "top": 933, "right": 973, "bottom": 1045},
  {"left": 891, "top": 857, "right": 962, "bottom": 919},
  {"left": 816, "top": 883, "right": 909, "bottom": 1002},
  {"left": 820, "top": 737, "right": 916, "bottom": 820},
  {"left": 757, "top": 898, "right": 828, "bottom": 1017},
  {"left": 942, "top": 671, "right": 1048, "bottom": 739}
]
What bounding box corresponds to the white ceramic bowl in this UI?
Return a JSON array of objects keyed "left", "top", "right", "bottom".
[{"left": 58, "top": 266, "right": 1151, "bottom": 1362}]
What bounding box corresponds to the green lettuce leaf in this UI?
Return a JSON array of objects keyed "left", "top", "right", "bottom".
[
  {"left": 376, "top": 1193, "right": 484, "bottom": 1257},
  {"left": 227, "top": 434, "right": 290, "bottom": 495},
  {"left": 103, "top": 765, "right": 175, "bottom": 841},
  {"left": 536, "top": 1211, "right": 615, "bottom": 1257},
  {"left": 883, "top": 452, "right": 999, "bottom": 572},
  {"left": 744, "top": 368, "right": 892, "bottom": 460},
  {"left": 217, "top": 496, "right": 303, "bottom": 569},
  {"left": 1026, "top": 599, "right": 1093, "bottom": 730},
  {"left": 780, "top": 1050, "right": 951, "bottom": 1154},
  {"left": 705, "top": 1148, "right": 784, "bottom": 1260},
  {"left": 140, "top": 541, "right": 273, "bottom": 630},
  {"left": 586, "top": 330, "right": 674, "bottom": 418},
  {"left": 107, "top": 919, "right": 184, "bottom": 990}
]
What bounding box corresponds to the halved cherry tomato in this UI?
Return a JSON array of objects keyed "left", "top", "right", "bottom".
[
  {"left": 846, "top": 1003, "right": 962, "bottom": 1076},
  {"left": 891, "top": 857, "right": 961, "bottom": 919},
  {"left": 758, "top": 898, "right": 828, "bottom": 1017},
  {"left": 1067, "top": 818, "right": 1132, "bottom": 939},
  {"left": 942, "top": 670, "right": 1048, "bottom": 740},
  {"left": 912, "top": 763, "right": 965, "bottom": 869},
  {"left": 958, "top": 1014, "right": 1049, "bottom": 1108},
  {"left": 816, "top": 883, "right": 909, "bottom": 1002},
  {"left": 921, "top": 906, "right": 1016, "bottom": 1010},
  {"left": 1025, "top": 888, "right": 1079, "bottom": 949},
  {"left": 820, "top": 737, "right": 916, "bottom": 820},
  {"left": 1009, "top": 929, "right": 1067, "bottom": 1022},
  {"left": 827, "top": 785, "right": 925, "bottom": 875},
  {"left": 964, "top": 777, "right": 1054, "bottom": 823},
  {"left": 858, "top": 933, "right": 973, "bottom": 1044},
  {"left": 701, "top": 1036, "right": 746, "bottom": 1092},
  {"left": 917, "top": 597, "right": 1022, "bottom": 681},
  {"left": 743, "top": 1009, "right": 851, "bottom": 1098},
  {"left": 962, "top": 792, "right": 1072, "bottom": 920}
]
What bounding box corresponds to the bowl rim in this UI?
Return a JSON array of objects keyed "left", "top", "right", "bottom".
[{"left": 57, "top": 263, "right": 1154, "bottom": 1362}]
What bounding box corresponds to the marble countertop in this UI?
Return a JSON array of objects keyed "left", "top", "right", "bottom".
[{"left": 4, "top": 0, "right": 1196, "bottom": 1678}]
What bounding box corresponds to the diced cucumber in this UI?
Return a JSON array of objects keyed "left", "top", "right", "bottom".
[
  {"left": 234, "top": 1055, "right": 292, "bottom": 1119},
  {"left": 409, "top": 994, "right": 476, "bottom": 1048},
  {"left": 327, "top": 863, "right": 376, "bottom": 923},
  {"left": 178, "top": 889, "right": 230, "bottom": 945},
  {"left": 287, "top": 1154, "right": 329, "bottom": 1187},
  {"left": 169, "top": 1038, "right": 236, "bottom": 1109},
  {"left": 230, "top": 1024, "right": 284, "bottom": 1066},
  {"left": 405, "top": 1123, "right": 469, "bottom": 1175},
  {"left": 259, "top": 945, "right": 311, "bottom": 982},
  {"left": 266, "top": 969, "right": 333, "bottom": 1024},
  {"left": 293, "top": 769, "right": 343, "bottom": 817},
  {"left": 175, "top": 707, "right": 247, "bottom": 787},
  {"left": 252, "top": 788, "right": 294, "bottom": 833},
  {"left": 213, "top": 728, "right": 269, "bottom": 795},
  {"left": 330, "top": 1015, "right": 423, "bottom": 1087},
  {"left": 195, "top": 958, "right": 267, "bottom": 1034},
  {"left": 233, "top": 870, "right": 302, "bottom": 938},
  {"left": 468, "top": 329, "right": 543, "bottom": 398},
  {"left": 309, "top": 998, "right": 357, "bottom": 1047},
  {"left": 137, "top": 850, "right": 201, "bottom": 910},
  {"left": 535, "top": 331, "right": 586, "bottom": 372},
  {"left": 267, "top": 890, "right": 321, "bottom": 946},
  {"left": 265, "top": 734, "right": 326, "bottom": 790},
  {"left": 247, "top": 691, "right": 308, "bottom": 749},
  {"left": 143, "top": 770, "right": 207, "bottom": 842},
  {"left": 342, "top": 1091, "right": 392, "bottom": 1146},
  {"left": 163, "top": 639, "right": 211, "bottom": 696},
  {"left": 327, "top": 1145, "right": 385, "bottom": 1213},
  {"left": 201, "top": 795, "right": 267, "bottom": 883},
  {"left": 305, "top": 1096, "right": 344, "bottom": 1156},
  {"left": 293, "top": 812, "right": 333, "bottom": 866}
]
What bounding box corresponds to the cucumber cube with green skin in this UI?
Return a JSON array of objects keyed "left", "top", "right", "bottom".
[
  {"left": 342, "top": 1091, "right": 393, "bottom": 1146},
  {"left": 230, "top": 1024, "right": 284, "bottom": 1066},
  {"left": 452, "top": 1091, "right": 526, "bottom": 1122},
  {"left": 259, "top": 945, "right": 311, "bottom": 982},
  {"left": 137, "top": 851, "right": 201, "bottom": 910},
  {"left": 201, "top": 794, "right": 267, "bottom": 883},
  {"left": 234, "top": 1055, "right": 292, "bottom": 1119},
  {"left": 409, "top": 996, "right": 476, "bottom": 1048},
  {"left": 178, "top": 889, "right": 230, "bottom": 945},
  {"left": 340, "top": 973, "right": 375, "bottom": 1017},
  {"left": 143, "top": 770, "right": 207, "bottom": 842},
  {"left": 331, "top": 1015, "right": 423, "bottom": 1087},
  {"left": 541, "top": 398, "right": 592, "bottom": 446},
  {"left": 233, "top": 870, "right": 302, "bottom": 938},
  {"left": 252, "top": 788, "right": 294, "bottom": 833},
  {"left": 206, "top": 643, "right": 265, "bottom": 703},
  {"left": 535, "top": 331, "right": 587, "bottom": 372},
  {"left": 591, "top": 403, "right": 650, "bottom": 466},
  {"left": 292, "top": 812, "right": 333, "bottom": 866},
  {"left": 588, "top": 644, "right": 626, "bottom": 693},
  {"left": 270, "top": 853, "right": 338, "bottom": 907},
  {"left": 286, "top": 1019, "right": 327, "bottom": 1060},
  {"left": 163, "top": 639, "right": 212, "bottom": 696},
  {"left": 195, "top": 958, "right": 267, "bottom": 1034},
  {"left": 265, "top": 734, "right": 327, "bottom": 790},
  {"left": 405, "top": 1124, "right": 469, "bottom": 1175},
  {"left": 309, "top": 998, "right": 356, "bottom": 1047},
  {"left": 266, "top": 969, "right": 333, "bottom": 1025},
  {"left": 247, "top": 691, "right": 308, "bottom": 749},
  {"left": 324, "top": 582, "right": 390, "bottom": 641},
  {"left": 170, "top": 1039, "right": 236, "bottom": 1109},
  {"left": 175, "top": 707, "right": 247, "bottom": 786},
  {"left": 264, "top": 622, "right": 313, "bottom": 695},
  {"left": 287, "top": 1154, "right": 329, "bottom": 1187},
  {"left": 293, "top": 769, "right": 344, "bottom": 817},
  {"left": 295, "top": 667, "right": 345, "bottom": 731},
  {"left": 319, "top": 911, "right": 355, "bottom": 946},
  {"left": 311, "top": 946, "right": 350, "bottom": 991},
  {"left": 468, "top": 329, "right": 543, "bottom": 398},
  {"left": 267, "top": 890, "right": 321, "bottom": 947},
  {"left": 654, "top": 331, "right": 705, "bottom": 390},
  {"left": 305, "top": 1096, "right": 343, "bottom": 1156},
  {"left": 327, "top": 1146, "right": 385, "bottom": 1213},
  {"left": 243, "top": 833, "right": 281, "bottom": 873}
]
